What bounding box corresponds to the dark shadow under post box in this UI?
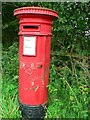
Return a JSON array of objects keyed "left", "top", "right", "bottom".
[{"left": 14, "top": 7, "right": 58, "bottom": 119}]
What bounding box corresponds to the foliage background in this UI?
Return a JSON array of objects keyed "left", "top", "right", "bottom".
[{"left": 1, "top": 2, "right": 90, "bottom": 118}]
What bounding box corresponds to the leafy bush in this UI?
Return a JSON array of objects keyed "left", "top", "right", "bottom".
[{"left": 1, "top": 42, "right": 21, "bottom": 118}]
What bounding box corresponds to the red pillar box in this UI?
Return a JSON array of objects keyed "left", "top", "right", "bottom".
[{"left": 14, "top": 7, "right": 58, "bottom": 119}]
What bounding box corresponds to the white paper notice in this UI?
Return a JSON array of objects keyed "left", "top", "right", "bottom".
[{"left": 23, "top": 36, "right": 36, "bottom": 56}]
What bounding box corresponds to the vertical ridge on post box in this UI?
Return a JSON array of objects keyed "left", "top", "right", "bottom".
[{"left": 23, "top": 36, "right": 36, "bottom": 56}]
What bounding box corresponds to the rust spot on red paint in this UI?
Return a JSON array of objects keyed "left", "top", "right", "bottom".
[
  {"left": 44, "top": 56, "right": 46, "bottom": 61},
  {"left": 26, "top": 85, "right": 39, "bottom": 91},
  {"left": 32, "top": 85, "right": 39, "bottom": 91},
  {"left": 41, "top": 76, "right": 44, "bottom": 81},
  {"left": 45, "top": 67, "right": 49, "bottom": 76}
]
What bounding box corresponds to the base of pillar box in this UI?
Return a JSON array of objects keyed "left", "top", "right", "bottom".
[{"left": 19, "top": 101, "right": 47, "bottom": 119}]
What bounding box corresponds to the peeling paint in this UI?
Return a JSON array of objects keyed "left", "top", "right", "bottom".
[
  {"left": 20, "top": 61, "right": 25, "bottom": 69},
  {"left": 36, "top": 64, "right": 42, "bottom": 69},
  {"left": 31, "top": 81, "right": 34, "bottom": 86},
  {"left": 26, "top": 85, "right": 39, "bottom": 91},
  {"left": 36, "top": 62, "right": 43, "bottom": 68},
  {"left": 33, "top": 85, "right": 39, "bottom": 91}
]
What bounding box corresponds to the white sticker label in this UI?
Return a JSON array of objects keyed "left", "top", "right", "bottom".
[{"left": 23, "top": 36, "right": 36, "bottom": 56}]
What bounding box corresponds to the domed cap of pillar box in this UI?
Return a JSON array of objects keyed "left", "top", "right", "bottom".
[{"left": 14, "top": 7, "right": 58, "bottom": 20}]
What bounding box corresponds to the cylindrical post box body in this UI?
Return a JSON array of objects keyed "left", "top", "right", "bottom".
[{"left": 14, "top": 7, "right": 58, "bottom": 119}]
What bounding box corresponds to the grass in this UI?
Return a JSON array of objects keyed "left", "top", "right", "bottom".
[{"left": 1, "top": 42, "right": 89, "bottom": 118}]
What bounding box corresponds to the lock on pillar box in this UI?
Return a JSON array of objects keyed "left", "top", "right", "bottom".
[{"left": 14, "top": 7, "right": 58, "bottom": 118}]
